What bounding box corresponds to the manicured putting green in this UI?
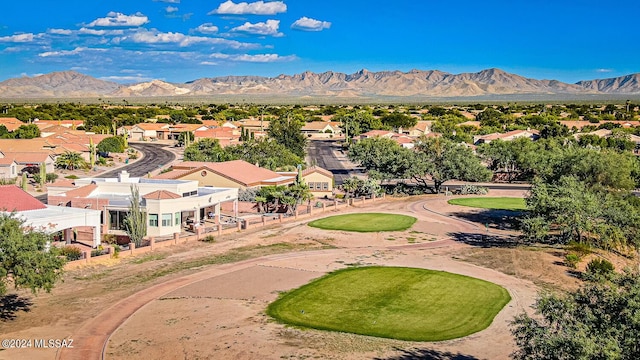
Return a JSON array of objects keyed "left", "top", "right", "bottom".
[
  {"left": 308, "top": 213, "right": 416, "bottom": 232},
  {"left": 267, "top": 266, "right": 511, "bottom": 342},
  {"left": 447, "top": 197, "right": 526, "bottom": 211}
]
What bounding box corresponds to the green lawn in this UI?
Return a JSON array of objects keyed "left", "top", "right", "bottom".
[
  {"left": 267, "top": 266, "right": 511, "bottom": 342},
  {"left": 447, "top": 197, "right": 527, "bottom": 211},
  {"left": 308, "top": 213, "right": 417, "bottom": 232}
]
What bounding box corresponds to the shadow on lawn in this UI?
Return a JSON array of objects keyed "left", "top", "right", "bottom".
[
  {"left": 447, "top": 231, "right": 522, "bottom": 248},
  {"left": 375, "top": 348, "right": 478, "bottom": 360},
  {"left": 0, "top": 294, "right": 33, "bottom": 321},
  {"left": 448, "top": 209, "right": 525, "bottom": 231}
]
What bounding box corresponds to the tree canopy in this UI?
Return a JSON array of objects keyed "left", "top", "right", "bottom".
[
  {"left": 183, "top": 138, "right": 303, "bottom": 171},
  {"left": 267, "top": 113, "right": 307, "bottom": 158},
  {"left": 0, "top": 213, "right": 66, "bottom": 296},
  {"left": 512, "top": 270, "right": 640, "bottom": 360},
  {"left": 97, "top": 136, "right": 126, "bottom": 153},
  {"left": 348, "top": 136, "right": 491, "bottom": 193}
]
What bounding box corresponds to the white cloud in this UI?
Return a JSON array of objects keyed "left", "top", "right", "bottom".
[
  {"left": 49, "top": 29, "right": 73, "bottom": 35},
  {"left": 125, "top": 29, "right": 259, "bottom": 49},
  {"left": 231, "top": 20, "right": 282, "bottom": 36},
  {"left": 38, "top": 47, "right": 107, "bottom": 57},
  {"left": 165, "top": 6, "right": 179, "bottom": 13},
  {"left": 596, "top": 68, "right": 614, "bottom": 73},
  {"left": 200, "top": 61, "right": 219, "bottom": 66},
  {"left": 209, "top": 52, "right": 296, "bottom": 62},
  {"left": 78, "top": 28, "right": 125, "bottom": 36},
  {"left": 291, "top": 17, "right": 331, "bottom": 32},
  {"left": 153, "top": 0, "right": 179, "bottom": 3},
  {"left": 195, "top": 23, "right": 219, "bottom": 34},
  {"left": 208, "top": 1, "right": 286, "bottom": 15},
  {"left": 0, "top": 33, "right": 36, "bottom": 43},
  {"left": 87, "top": 12, "right": 149, "bottom": 27}
]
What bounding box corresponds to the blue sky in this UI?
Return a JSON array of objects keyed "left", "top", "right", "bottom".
[{"left": 1, "top": 0, "right": 638, "bottom": 84}]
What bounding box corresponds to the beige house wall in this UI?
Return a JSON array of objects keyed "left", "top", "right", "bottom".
[{"left": 303, "top": 172, "right": 333, "bottom": 198}]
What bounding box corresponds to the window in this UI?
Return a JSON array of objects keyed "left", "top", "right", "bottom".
[
  {"left": 175, "top": 212, "right": 180, "bottom": 226},
  {"left": 149, "top": 214, "right": 158, "bottom": 227},
  {"left": 308, "top": 182, "right": 315, "bottom": 190},
  {"left": 322, "top": 182, "right": 329, "bottom": 190},
  {"left": 162, "top": 213, "right": 172, "bottom": 227}
]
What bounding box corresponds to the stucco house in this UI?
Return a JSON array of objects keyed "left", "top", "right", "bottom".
[
  {"left": 1, "top": 185, "right": 102, "bottom": 247},
  {"left": 48, "top": 171, "right": 239, "bottom": 238},
  {"left": 0, "top": 158, "right": 18, "bottom": 180},
  {"left": 153, "top": 160, "right": 296, "bottom": 190}
]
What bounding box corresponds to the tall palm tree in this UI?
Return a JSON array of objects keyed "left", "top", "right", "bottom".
[{"left": 55, "top": 151, "right": 87, "bottom": 170}]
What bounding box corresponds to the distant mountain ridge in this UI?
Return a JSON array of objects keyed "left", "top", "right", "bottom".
[{"left": 1, "top": 69, "right": 639, "bottom": 98}]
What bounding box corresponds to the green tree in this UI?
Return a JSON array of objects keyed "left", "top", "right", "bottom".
[
  {"left": 183, "top": 138, "right": 232, "bottom": 162},
  {"left": 55, "top": 151, "right": 87, "bottom": 170},
  {"left": 225, "top": 139, "right": 303, "bottom": 170},
  {"left": 14, "top": 124, "right": 40, "bottom": 139},
  {"left": 380, "top": 112, "right": 417, "bottom": 129},
  {"left": 412, "top": 136, "right": 492, "bottom": 193},
  {"left": 123, "top": 185, "right": 146, "bottom": 247},
  {"left": 267, "top": 113, "right": 307, "bottom": 158},
  {"left": 97, "top": 136, "right": 126, "bottom": 153},
  {"left": 512, "top": 270, "right": 640, "bottom": 360},
  {"left": 0, "top": 213, "right": 66, "bottom": 296}
]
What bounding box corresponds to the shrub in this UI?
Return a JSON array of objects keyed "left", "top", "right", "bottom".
[
  {"left": 0, "top": 178, "right": 17, "bottom": 185},
  {"left": 567, "top": 241, "right": 592, "bottom": 258},
  {"left": 102, "top": 233, "right": 117, "bottom": 244},
  {"left": 202, "top": 235, "right": 216, "bottom": 243},
  {"left": 565, "top": 253, "right": 580, "bottom": 268},
  {"left": 458, "top": 184, "right": 489, "bottom": 195},
  {"left": 97, "top": 136, "right": 126, "bottom": 153},
  {"left": 65, "top": 175, "right": 79, "bottom": 179},
  {"left": 583, "top": 258, "right": 615, "bottom": 281},
  {"left": 112, "top": 244, "right": 120, "bottom": 259},
  {"left": 60, "top": 246, "right": 82, "bottom": 261},
  {"left": 238, "top": 187, "right": 258, "bottom": 202},
  {"left": 46, "top": 173, "right": 58, "bottom": 183}
]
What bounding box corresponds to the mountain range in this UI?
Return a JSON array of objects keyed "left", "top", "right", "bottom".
[{"left": 0, "top": 68, "right": 639, "bottom": 99}]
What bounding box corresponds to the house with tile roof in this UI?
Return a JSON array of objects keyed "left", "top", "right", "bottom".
[
  {"left": 301, "top": 121, "right": 342, "bottom": 138},
  {"left": 1, "top": 152, "right": 55, "bottom": 173},
  {"left": 0, "top": 158, "right": 18, "bottom": 180},
  {"left": 0, "top": 185, "right": 102, "bottom": 247},
  {"left": 0, "top": 117, "right": 24, "bottom": 132},
  {"left": 153, "top": 160, "right": 296, "bottom": 190},
  {"left": 48, "top": 171, "right": 238, "bottom": 238},
  {"left": 405, "top": 121, "right": 433, "bottom": 137},
  {"left": 359, "top": 130, "right": 397, "bottom": 140},
  {"left": 277, "top": 166, "right": 335, "bottom": 198},
  {"left": 473, "top": 129, "right": 540, "bottom": 145}
]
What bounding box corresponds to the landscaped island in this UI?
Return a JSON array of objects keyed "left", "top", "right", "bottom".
[
  {"left": 267, "top": 266, "right": 511, "bottom": 341},
  {"left": 307, "top": 213, "right": 417, "bottom": 232}
]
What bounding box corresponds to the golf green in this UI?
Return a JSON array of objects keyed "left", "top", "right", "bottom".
[
  {"left": 267, "top": 266, "right": 511, "bottom": 341},
  {"left": 307, "top": 213, "right": 416, "bottom": 232},
  {"left": 447, "top": 197, "right": 526, "bottom": 211}
]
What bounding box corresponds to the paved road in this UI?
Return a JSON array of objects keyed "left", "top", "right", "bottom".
[
  {"left": 97, "top": 143, "right": 176, "bottom": 178},
  {"left": 307, "top": 140, "right": 361, "bottom": 185}
]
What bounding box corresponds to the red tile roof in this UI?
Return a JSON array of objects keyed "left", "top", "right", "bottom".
[
  {"left": 0, "top": 185, "right": 47, "bottom": 211},
  {"left": 169, "top": 160, "right": 295, "bottom": 187},
  {"left": 143, "top": 190, "right": 182, "bottom": 200},
  {"left": 63, "top": 184, "right": 98, "bottom": 198},
  {"left": 3, "top": 152, "right": 53, "bottom": 164}
]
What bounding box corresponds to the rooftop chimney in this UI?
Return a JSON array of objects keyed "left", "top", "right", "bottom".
[{"left": 118, "top": 170, "right": 130, "bottom": 182}]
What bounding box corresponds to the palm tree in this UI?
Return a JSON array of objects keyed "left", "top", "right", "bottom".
[{"left": 55, "top": 151, "right": 87, "bottom": 170}]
